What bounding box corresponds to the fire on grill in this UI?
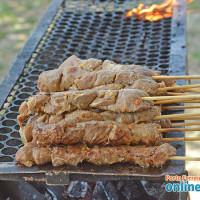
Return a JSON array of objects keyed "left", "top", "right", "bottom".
[
  {"left": 125, "top": 0, "right": 193, "bottom": 22},
  {"left": 15, "top": 55, "right": 200, "bottom": 168},
  {"left": 125, "top": 0, "right": 176, "bottom": 21}
]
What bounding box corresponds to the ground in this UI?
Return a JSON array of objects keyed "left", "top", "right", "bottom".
[{"left": 0, "top": 0, "right": 200, "bottom": 198}]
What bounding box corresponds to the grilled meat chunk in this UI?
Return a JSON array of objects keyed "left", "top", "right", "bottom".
[
  {"left": 156, "top": 119, "right": 172, "bottom": 128},
  {"left": 101, "top": 60, "right": 158, "bottom": 78},
  {"left": 15, "top": 143, "right": 52, "bottom": 167},
  {"left": 101, "top": 60, "right": 175, "bottom": 87},
  {"left": 59, "top": 55, "right": 102, "bottom": 71},
  {"left": 15, "top": 143, "right": 36, "bottom": 167},
  {"left": 38, "top": 69, "right": 63, "bottom": 92},
  {"left": 52, "top": 145, "right": 85, "bottom": 166},
  {"left": 19, "top": 106, "right": 161, "bottom": 128},
  {"left": 84, "top": 143, "right": 176, "bottom": 167},
  {"left": 38, "top": 56, "right": 162, "bottom": 94},
  {"left": 38, "top": 55, "right": 174, "bottom": 92},
  {"left": 18, "top": 89, "right": 154, "bottom": 123},
  {"left": 93, "top": 83, "right": 123, "bottom": 90},
  {"left": 90, "top": 89, "right": 152, "bottom": 113},
  {"left": 38, "top": 66, "right": 161, "bottom": 94},
  {"left": 15, "top": 143, "right": 176, "bottom": 168},
  {"left": 19, "top": 107, "right": 163, "bottom": 143},
  {"left": 130, "top": 77, "right": 159, "bottom": 96},
  {"left": 32, "top": 122, "right": 162, "bottom": 146},
  {"left": 19, "top": 113, "right": 50, "bottom": 144}
]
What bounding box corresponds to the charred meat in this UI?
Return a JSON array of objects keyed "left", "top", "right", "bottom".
[
  {"left": 15, "top": 143, "right": 176, "bottom": 168},
  {"left": 30, "top": 122, "right": 162, "bottom": 146},
  {"left": 38, "top": 55, "right": 166, "bottom": 95},
  {"left": 18, "top": 89, "right": 154, "bottom": 122}
]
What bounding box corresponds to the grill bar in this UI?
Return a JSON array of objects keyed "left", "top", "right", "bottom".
[{"left": 0, "top": 0, "right": 187, "bottom": 184}]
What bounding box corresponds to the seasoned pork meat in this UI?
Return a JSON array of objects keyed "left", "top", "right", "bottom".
[
  {"left": 18, "top": 89, "right": 154, "bottom": 123},
  {"left": 90, "top": 89, "right": 153, "bottom": 113},
  {"left": 101, "top": 60, "right": 158, "bottom": 78},
  {"left": 15, "top": 143, "right": 52, "bottom": 167},
  {"left": 31, "top": 122, "right": 162, "bottom": 146},
  {"left": 101, "top": 60, "right": 175, "bottom": 87},
  {"left": 19, "top": 113, "right": 50, "bottom": 144},
  {"left": 38, "top": 57, "right": 162, "bottom": 94},
  {"left": 59, "top": 55, "right": 102, "bottom": 71},
  {"left": 157, "top": 78, "right": 176, "bottom": 87},
  {"left": 130, "top": 77, "right": 159, "bottom": 96},
  {"left": 156, "top": 119, "right": 172, "bottom": 128},
  {"left": 19, "top": 106, "right": 172, "bottom": 145},
  {"left": 37, "top": 55, "right": 174, "bottom": 93},
  {"left": 15, "top": 143, "right": 176, "bottom": 168},
  {"left": 38, "top": 66, "right": 161, "bottom": 94},
  {"left": 93, "top": 84, "right": 123, "bottom": 90},
  {"left": 19, "top": 106, "right": 162, "bottom": 128}
]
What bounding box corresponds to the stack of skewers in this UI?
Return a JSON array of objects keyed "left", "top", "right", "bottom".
[{"left": 15, "top": 55, "right": 200, "bottom": 168}]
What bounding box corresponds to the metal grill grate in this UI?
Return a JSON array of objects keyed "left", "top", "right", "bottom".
[{"left": 0, "top": 0, "right": 187, "bottom": 183}]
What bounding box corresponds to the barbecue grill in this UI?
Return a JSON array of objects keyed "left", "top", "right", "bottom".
[{"left": 0, "top": 0, "right": 188, "bottom": 199}]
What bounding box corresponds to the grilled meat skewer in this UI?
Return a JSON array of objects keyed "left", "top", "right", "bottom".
[
  {"left": 15, "top": 143, "right": 176, "bottom": 168},
  {"left": 38, "top": 66, "right": 162, "bottom": 95},
  {"left": 26, "top": 121, "right": 162, "bottom": 146},
  {"left": 19, "top": 109, "right": 171, "bottom": 145},
  {"left": 38, "top": 55, "right": 174, "bottom": 95},
  {"left": 18, "top": 89, "right": 153, "bottom": 123},
  {"left": 18, "top": 106, "right": 162, "bottom": 128}
]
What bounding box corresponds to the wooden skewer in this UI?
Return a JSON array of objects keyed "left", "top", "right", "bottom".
[
  {"left": 159, "top": 127, "right": 200, "bottom": 132},
  {"left": 162, "top": 137, "right": 200, "bottom": 142},
  {"left": 152, "top": 75, "right": 200, "bottom": 80},
  {"left": 154, "top": 99, "right": 200, "bottom": 104},
  {"left": 142, "top": 95, "right": 200, "bottom": 101},
  {"left": 171, "top": 122, "right": 200, "bottom": 127},
  {"left": 157, "top": 84, "right": 200, "bottom": 92},
  {"left": 166, "top": 92, "right": 191, "bottom": 96},
  {"left": 183, "top": 100, "right": 200, "bottom": 103},
  {"left": 171, "top": 116, "right": 200, "bottom": 120},
  {"left": 169, "top": 156, "right": 200, "bottom": 161},
  {"left": 154, "top": 113, "right": 200, "bottom": 120},
  {"left": 183, "top": 88, "right": 200, "bottom": 93},
  {"left": 162, "top": 105, "right": 200, "bottom": 110}
]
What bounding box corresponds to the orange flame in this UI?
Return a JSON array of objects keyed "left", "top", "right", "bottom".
[{"left": 125, "top": 0, "right": 193, "bottom": 21}]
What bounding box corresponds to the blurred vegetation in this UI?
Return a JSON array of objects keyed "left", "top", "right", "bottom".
[
  {"left": 0, "top": 0, "right": 51, "bottom": 83},
  {"left": 187, "top": 1, "right": 200, "bottom": 71},
  {"left": 185, "top": 1, "right": 200, "bottom": 184}
]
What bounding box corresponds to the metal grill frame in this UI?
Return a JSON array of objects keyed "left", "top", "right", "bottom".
[{"left": 0, "top": 0, "right": 187, "bottom": 185}]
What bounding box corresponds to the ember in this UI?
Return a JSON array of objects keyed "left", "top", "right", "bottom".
[{"left": 125, "top": 0, "right": 193, "bottom": 21}]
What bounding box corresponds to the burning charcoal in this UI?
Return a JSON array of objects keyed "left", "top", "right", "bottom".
[
  {"left": 65, "top": 181, "right": 93, "bottom": 199},
  {"left": 92, "top": 182, "right": 108, "bottom": 200},
  {"left": 92, "top": 181, "right": 122, "bottom": 200},
  {"left": 116, "top": 180, "right": 149, "bottom": 200}
]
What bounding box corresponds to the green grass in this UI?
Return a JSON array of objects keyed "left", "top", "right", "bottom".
[
  {"left": 0, "top": 3, "right": 14, "bottom": 17},
  {"left": 0, "top": 0, "right": 51, "bottom": 83},
  {"left": 0, "top": 31, "right": 6, "bottom": 40},
  {"left": 26, "top": 18, "right": 38, "bottom": 24},
  {"left": 191, "top": 52, "right": 200, "bottom": 60}
]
